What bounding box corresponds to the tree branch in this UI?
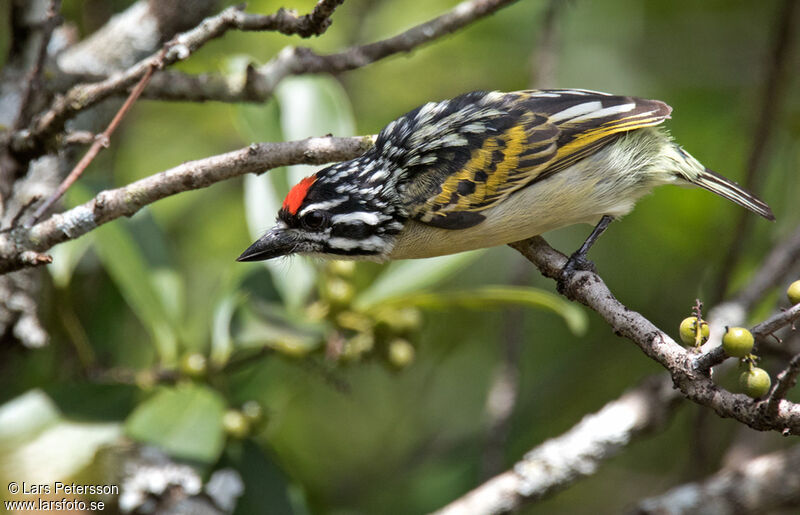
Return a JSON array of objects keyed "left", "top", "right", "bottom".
[
  {"left": 436, "top": 375, "right": 682, "bottom": 514},
  {"left": 634, "top": 444, "right": 800, "bottom": 514},
  {"left": 8, "top": 1, "right": 349, "bottom": 158},
  {"left": 509, "top": 237, "right": 800, "bottom": 434},
  {"left": 0, "top": 136, "right": 374, "bottom": 275},
  {"left": 130, "top": 0, "right": 521, "bottom": 104}
]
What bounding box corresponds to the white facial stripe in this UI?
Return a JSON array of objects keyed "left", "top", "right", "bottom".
[
  {"left": 328, "top": 235, "right": 387, "bottom": 251},
  {"left": 569, "top": 103, "right": 636, "bottom": 123},
  {"left": 548, "top": 101, "right": 603, "bottom": 122},
  {"left": 331, "top": 212, "right": 385, "bottom": 225},
  {"left": 298, "top": 198, "right": 346, "bottom": 216}
]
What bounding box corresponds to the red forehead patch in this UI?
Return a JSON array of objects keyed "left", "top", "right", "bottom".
[{"left": 282, "top": 175, "right": 317, "bottom": 215}]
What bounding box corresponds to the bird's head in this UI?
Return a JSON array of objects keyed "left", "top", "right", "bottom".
[{"left": 237, "top": 157, "right": 406, "bottom": 262}]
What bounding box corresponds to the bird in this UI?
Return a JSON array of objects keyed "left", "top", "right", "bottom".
[{"left": 237, "top": 89, "right": 774, "bottom": 271}]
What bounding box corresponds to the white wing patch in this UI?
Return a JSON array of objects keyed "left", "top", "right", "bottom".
[
  {"left": 548, "top": 101, "right": 603, "bottom": 122},
  {"left": 568, "top": 102, "right": 636, "bottom": 123}
]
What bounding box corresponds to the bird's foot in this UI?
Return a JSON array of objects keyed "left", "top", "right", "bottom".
[{"left": 557, "top": 251, "right": 597, "bottom": 295}]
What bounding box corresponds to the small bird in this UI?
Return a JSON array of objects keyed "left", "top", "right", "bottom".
[{"left": 238, "top": 89, "right": 773, "bottom": 268}]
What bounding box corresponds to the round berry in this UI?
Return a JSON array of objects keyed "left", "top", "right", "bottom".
[
  {"left": 679, "top": 316, "right": 709, "bottom": 346},
  {"left": 788, "top": 280, "right": 800, "bottom": 305},
  {"left": 388, "top": 339, "right": 415, "bottom": 368},
  {"left": 739, "top": 368, "right": 771, "bottom": 398},
  {"left": 180, "top": 353, "right": 208, "bottom": 378},
  {"left": 223, "top": 410, "right": 250, "bottom": 438},
  {"left": 722, "top": 327, "right": 754, "bottom": 358},
  {"left": 241, "top": 401, "right": 264, "bottom": 424},
  {"left": 325, "top": 277, "right": 354, "bottom": 305}
]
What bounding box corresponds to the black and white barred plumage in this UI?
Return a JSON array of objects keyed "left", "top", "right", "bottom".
[{"left": 238, "top": 89, "right": 773, "bottom": 262}]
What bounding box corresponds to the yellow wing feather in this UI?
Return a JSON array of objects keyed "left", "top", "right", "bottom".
[{"left": 410, "top": 91, "right": 672, "bottom": 228}]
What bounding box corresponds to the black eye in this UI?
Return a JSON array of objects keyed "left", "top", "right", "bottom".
[{"left": 301, "top": 211, "right": 329, "bottom": 230}]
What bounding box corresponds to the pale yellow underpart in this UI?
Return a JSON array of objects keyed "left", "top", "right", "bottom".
[{"left": 388, "top": 127, "right": 704, "bottom": 260}]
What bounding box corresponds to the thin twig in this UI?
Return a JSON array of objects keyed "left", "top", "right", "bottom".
[
  {"left": 752, "top": 304, "right": 800, "bottom": 341},
  {"left": 694, "top": 304, "right": 800, "bottom": 372},
  {"left": 62, "top": 131, "right": 96, "bottom": 146},
  {"left": 9, "top": 1, "right": 350, "bottom": 158},
  {"left": 126, "top": 0, "right": 521, "bottom": 104},
  {"left": 766, "top": 352, "right": 800, "bottom": 412},
  {"left": 713, "top": 0, "right": 799, "bottom": 299},
  {"left": 29, "top": 48, "right": 165, "bottom": 224},
  {"left": 13, "top": 0, "right": 62, "bottom": 131}
]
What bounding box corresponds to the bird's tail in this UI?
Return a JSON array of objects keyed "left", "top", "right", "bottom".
[
  {"left": 670, "top": 145, "right": 775, "bottom": 221},
  {"left": 692, "top": 167, "right": 774, "bottom": 221}
]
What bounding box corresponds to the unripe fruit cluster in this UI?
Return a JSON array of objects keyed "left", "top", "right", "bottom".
[
  {"left": 678, "top": 314, "right": 770, "bottom": 399},
  {"left": 318, "top": 261, "right": 420, "bottom": 368}
]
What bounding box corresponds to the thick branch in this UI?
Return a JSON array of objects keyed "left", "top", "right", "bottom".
[
  {"left": 510, "top": 237, "right": 800, "bottom": 434},
  {"left": 0, "top": 136, "right": 374, "bottom": 275},
  {"left": 436, "top": 376, "right": 681, "bottom": 514},
  {"left": 634, "top": 444, "right": 800, "bottom": 514}
]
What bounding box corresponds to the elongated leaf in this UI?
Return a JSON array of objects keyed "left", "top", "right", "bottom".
[
  {"left": 373, "top": 286, "right": 587, "bottom": 335},
  {"left": 354, "top": 251, "right": 485, "bottom": 309},
  {"left": 125, "top": 384, "right": 226, "bottom": 464},
  {"left": 234, "top": 303, "right": 322, "bottom": 357},
  {"left": 275, "top": 75, "right": 356, "bottom": 185},
  {"left": 48, "top": 236, "right": 93, "bottom": 289},
  {"left": 92, "top": 220, "right": 178, "bottom": 364},
  {"left": 243, "top": 172, "right": 316, "bottom": 311},
  {"left": 210, "top": 293, "right": 239, "bottom": 368}
]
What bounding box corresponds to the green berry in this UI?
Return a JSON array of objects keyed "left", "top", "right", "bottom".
[
  {"left": 223, "top": 410, "right": 250, "bottom": 438},
  {"left": 328, "top": 260, "right": 356, "bottom": 277},
  {"left": 241, "top": 401, "right": 264, "bottom": 424},
  {"left": 722, "top": 327, "right": 754, "bottom": 358},
  {"left": 388, "top": 339, "right": 415, "bottom": 368},
  {"left": 739, "top": 367, "right": 771, "bottom": 398},
  {"left": 788, "top": 280, "right": 800, "bottom": 305},
  {"left": 679, "top": 316, "right": 709, "bottom": 346},
  {"left": 325, "top": 277, "right": 354, "bottom": 305},
  {"left": 180, "top": 353, "right": 208, "bottom": 378}
]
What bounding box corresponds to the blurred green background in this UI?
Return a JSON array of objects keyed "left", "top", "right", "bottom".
[{"left": 1, "top": 0, "right": 799, "bottom": 513}]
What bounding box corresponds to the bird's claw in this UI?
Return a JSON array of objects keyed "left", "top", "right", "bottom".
[{"left": 557, "top": 252, "right": 597, "bottom": 295}]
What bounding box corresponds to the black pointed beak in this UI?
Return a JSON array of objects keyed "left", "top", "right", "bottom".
[{"left": 236, "top": 229, "right": 297, "bottom": 262}]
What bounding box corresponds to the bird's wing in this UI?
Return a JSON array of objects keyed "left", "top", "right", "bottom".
[{"left": 395, "top": 90, "right": 672, "bottom": 229}]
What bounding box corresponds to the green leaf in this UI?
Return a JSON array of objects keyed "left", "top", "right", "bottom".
[
  {"left": 125, "top": 384, "right": 226, "bottom": 464},
  {"left": 92, "top": 220, "right": 178, "bottom": 364},
  {"left": 48, "top": 235, "right": 92, "bottom": 289},
  {"left": 354, "top": 251, "right": 485, "bottom": 309},
  {"left": 373, "top": 286, "right": 588, "bottom": 335},
  {"left": 0, "top": 390, "right": 121, "bottom": 481},
  {"left": 210, "top": 293, "right": 239, "bottom": 368},
  {"left": 243, "top": 172, "right": 316, "bottom": 311},
  {"left": 239, "top": 75, "right": 358, "bottom": 310},
  {"left": 222, "top": 440, "right": 295, "bottom": 515},
  {"left": 234, "top": 303, "right": 322, "bottom": 357}
]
